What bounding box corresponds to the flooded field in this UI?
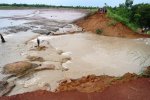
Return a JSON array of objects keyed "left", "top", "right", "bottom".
[{"left": 0, "top": 9, "right": 150, "bottom": 96}]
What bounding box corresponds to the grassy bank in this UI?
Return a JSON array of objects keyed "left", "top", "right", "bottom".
[
  {"left": 106, "top": 3, "right": 150, "bottom": 33},
  {"left": 107, "top": 9, "right": 138, "bottom": 32}
]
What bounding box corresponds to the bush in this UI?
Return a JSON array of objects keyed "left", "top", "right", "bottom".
[
  {"left": 130, "top": 4, "right": 150, "bottom": 27},
  {"left": 96, "top": 29, "right": 103, "bottom": 34},
  {"left": 147, "top": 31, "right": 150, "bottom": 34}
]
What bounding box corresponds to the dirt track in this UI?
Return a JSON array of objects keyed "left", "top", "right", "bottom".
[
  {"left": 1, "top": 78, "right": 150, "bottom": 100},
  {"left": 75, "top": 13, "right": 150, "bottom": 38}
]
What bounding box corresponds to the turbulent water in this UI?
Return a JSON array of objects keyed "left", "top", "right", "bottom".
[
  {"left": 0, "top": 9, "right": 150, "bottom": 96},
  {"left": 49, "top": 33, "right": 150, "bottom": 77},
  {"left": 0, "top": 9, "right": 87, "bottom": 79},
  {"left": 0, "top": 9, "right": 150, "bottom": 77}
]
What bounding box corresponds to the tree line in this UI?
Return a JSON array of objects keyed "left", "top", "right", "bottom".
[
  {"left": 107, "top": 0, "right": 150, "bottom": 30},
  {"left": 0, "top": 3, "right": 98, "bottom": 9},
  {"left": 0, "top": 1, "right": 149, "bottom": 31}
]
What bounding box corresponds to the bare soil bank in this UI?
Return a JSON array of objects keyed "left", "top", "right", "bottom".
[
  {"left": 57, "top": 73, "right": 138, "bottom": 93},
  {"left": 75, "top": 13, "right": 150, "bottom": 38},
  {"left": 1, "top": 77, "right": 150, "bottom": 100}
]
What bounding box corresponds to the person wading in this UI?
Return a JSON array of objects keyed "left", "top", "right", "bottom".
[
  {"left": 37, "top": 38, "right": 40, "bottom": 47},
  {"left": 0, "top": 34, "right": 6, "bottom": 43}
]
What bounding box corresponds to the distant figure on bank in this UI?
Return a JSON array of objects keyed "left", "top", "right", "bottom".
[
  {"left": 37, "top": 38, "right": 40, "bottom": 47},
  {"left": 0, "top": 34, "right": 6, "bottom": 43},
  {"left": 98, "top": 7, "right": 107, "bottom": 14}
]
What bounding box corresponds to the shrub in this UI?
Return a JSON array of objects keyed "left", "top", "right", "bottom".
[
  {"left": 147, "top": 31, "right": 150, "bottom": 34},
  {"left": 96, "top": 29, "right": 103, "bottom": 34}
]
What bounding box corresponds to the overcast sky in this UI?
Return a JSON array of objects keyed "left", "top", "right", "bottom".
[{"left": 0, "top": 0, "right": 150, "bottom": 7}]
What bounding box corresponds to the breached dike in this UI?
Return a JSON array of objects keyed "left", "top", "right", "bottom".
[{"left": 0, "top": 8, "right": 150, "bottom": 97}]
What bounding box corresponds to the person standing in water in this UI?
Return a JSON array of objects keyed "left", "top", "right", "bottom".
[
  {"left": 37, "top": 38, "right": 40, "bottom": 47},
  {"left": 0, "top": 34, "right": 6, "bottom": 43}
]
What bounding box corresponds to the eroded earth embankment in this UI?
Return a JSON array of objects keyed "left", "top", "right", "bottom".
[
  {"left": 75, "top": 13, "right": 150, "bottom": 38},
  {"left": 1, "top": 74, "right": 150, "bottom": 100}
]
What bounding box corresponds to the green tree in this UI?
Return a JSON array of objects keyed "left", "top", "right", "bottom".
[
  {"left": 130, "top": 4, "right": 150, "bottom": 27},
  {"left": 125, "top": 0, "right": 133, "bottom": 8}
]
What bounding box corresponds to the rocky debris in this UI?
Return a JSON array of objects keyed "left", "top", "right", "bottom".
[
  {"left": 141, "top": 66, "right": 150, "bottom": 77},
  {"left": 0, "top": 81, "right": 15, "bottom": 96},
  {"left": 56, "top": 50, "right": 64, "bottom": 55},
  {"left": 32, "top": 30, "right": 50, "bottom": 35},
  {"left": 2, "top": 61, "right": 38, "bottom": 75},
  {"left": 63, "top": 24, "right": 72, "bottom": 28},
  {"left": 52, "top": 24, "right": 83, "bottom": 35},
  {"left": 61, "top": 52, "right": 72, "bottom": 63},
  {"left": 32, "top": 29, "right": 54, "bottom": 35},
  {"left": 26, "top": 56, "right": 45, "bottom": 62},
  {"left": 40, "top": 26, "right": 59, "bottom": 32},
  {"left": 61, "top": 67, "right": 68, "bottom": 71},
  {"left": 8, "top": 26, "right": 31, "bottom": 33},
  {"left": 31, "top": 46, "right": 48, "bottom": 51},
  {"left": 18, "top": 77, "right": 41, "bottom": 88},
  {"left": 62, "top": 61, "right": 72, "bottom": 71},
  {"left": 37, "top": 82, "right": 51, "bottom": 91},
  {"left": 61, "top": 57, "right": 71, "bottom": 63},
  {"left": 57, "top": 73, "right": 139, "bottom": 93},
  {"left": 26, "top": 20, "right": 63, "bottom": 26},
  {"left": 26, "top": 20, "right": 66, "bottom": 33}
]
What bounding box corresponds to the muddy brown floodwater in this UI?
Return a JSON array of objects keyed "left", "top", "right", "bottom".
[
  {"left": 0, "top": 8, "right": 150, "bottom": 97},
  {"left": 0, "top": 9, "right": 89, "bottom": 96},
  {"left": 49, "top": 33, "right": 150, "bottom": 78}
]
